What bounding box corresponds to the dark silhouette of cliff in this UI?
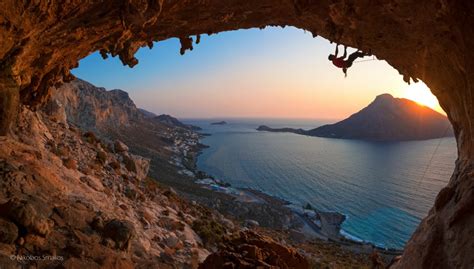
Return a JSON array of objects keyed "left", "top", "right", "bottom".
[{"left": 258, "top": 94, "right": 453, "bottom": 141}]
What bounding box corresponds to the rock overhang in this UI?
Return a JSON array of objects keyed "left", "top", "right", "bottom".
[{"left": 0, "top": 1, "right": 473, "bottom": 268}]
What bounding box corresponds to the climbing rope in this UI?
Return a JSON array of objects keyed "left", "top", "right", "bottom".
[
  {"left": 413, "top": 125, "right": 452, "bottom": 192},
  {"left": 347, "top": 54, "right": 452, "bottom": 208}
]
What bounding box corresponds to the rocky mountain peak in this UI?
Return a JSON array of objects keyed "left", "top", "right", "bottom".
[
  {"left": 373, "top": 93, "right": 394, "bottom": 102},
  {"left": 258, "top": 93, "right": 453, "bottom": 141},
  {"left": 50, "top": 79, "right": 143, "bottom": 133}
]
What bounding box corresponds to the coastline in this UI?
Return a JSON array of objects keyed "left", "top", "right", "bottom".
[{"left": 188, "top": 131, "right": 404, "bottom": 257}]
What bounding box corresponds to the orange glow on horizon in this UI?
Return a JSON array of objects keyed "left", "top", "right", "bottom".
[{"left": 399, "top": 82, "right": 445, "bottom": 114}]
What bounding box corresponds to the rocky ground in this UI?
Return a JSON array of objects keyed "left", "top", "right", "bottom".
[
  {"left": 0, "top": 106, "right": 320, "bottom": 268},
  {"left": 0, "top": 107, "right": 210, "bottom": 268},
  {"left": 0, "top": 79, "right": 400, "bottom": 268}
]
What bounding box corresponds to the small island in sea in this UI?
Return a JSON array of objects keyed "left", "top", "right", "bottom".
[{"left": 211, "top": 121, "right": 227, "bottom": 125}]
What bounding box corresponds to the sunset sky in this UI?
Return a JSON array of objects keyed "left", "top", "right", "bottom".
[{"left": 73, "top": 26, "right": 444, "bottom": 120}]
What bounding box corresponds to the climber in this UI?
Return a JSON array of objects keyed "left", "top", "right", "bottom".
[{"left": 328, "top": 45, "right": 369, "bottom": 77}]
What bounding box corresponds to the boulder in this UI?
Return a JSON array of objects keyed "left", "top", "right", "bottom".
[
  {"left": 0, "top": 218, "right": 18, "bottom": 244},
  {"left": 42, "top": 99, "right": 67, "bottom": 125},
  {"left": 90, "top": 215, "right": 105, "bottom": 232},
  {"left": 319, "top": 212, "right": 346, "bottom": 239},
  {"left": 103, "top": 219, "right": 135, "bottom": 251},
  {"left": 63, "top": 158, "right": 78, "bottom": 170},
  {"left": 122, "top": 154, "right": 150, "bottom": 181},
  {"left": 164, "top": 233, "right": 180, "bottom": 248},
  {"left": 140, "top": 208, "right": 154, "bottom": 224},
  {"left": 0, "top": 198, "right": 53, "bottom": 236},
  {"left": 288, "top": 229, "right": 306, "bottom": 244},
  {"left": 79, "top": 176, "right": 103, "bottom": 192},
  {"left": 114, "top": 140, "right": 129, "bottom": 153},
  {"left": 243, "top": 219, "right": 259, "bottom": 228},
  {"left": 132, "top": 155, "right": 150, "bottom": 181},
  {"left": 220, "top": 218, "right": 235, "bottom": 230},
  {"left": 199, "top": 231, "right": 310, "bottom": 269}
]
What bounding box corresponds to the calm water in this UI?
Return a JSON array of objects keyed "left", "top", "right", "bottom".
[{"left": 185, "top": 118, "right": 456, "bottom": 249}]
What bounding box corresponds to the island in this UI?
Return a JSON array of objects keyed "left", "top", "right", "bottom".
[
  {"left": 257, "top": 125, "right": 305, "bottom": 134},
  {"left": 257, "top": 93, "right": 453, "bottom": 141},
  {"left": 211, "top": 121, "right": 227, "bottom": 125}
]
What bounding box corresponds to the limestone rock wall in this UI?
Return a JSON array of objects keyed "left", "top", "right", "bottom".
[
  {"left": 50, "top": 79, "right": 143, "bottom": 132},
  {"left": 0, "top": 1, "right": 473, "bottom": 268},
  {"left": 0, "top": 107, "right": 213, "bottom": 268}
]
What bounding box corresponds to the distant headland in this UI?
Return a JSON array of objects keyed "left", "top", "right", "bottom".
[
  {"left": 257, "top": 94, "right": 453, "bottom": 141},
  {"left": 211, "top": 121, "right": 227, "bottom": 125}
]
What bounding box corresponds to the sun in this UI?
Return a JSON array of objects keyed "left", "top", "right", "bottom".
[{"left": 400, "top": 82, "right": 445, "bottom": 114}]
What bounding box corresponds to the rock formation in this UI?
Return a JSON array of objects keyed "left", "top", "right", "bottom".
[
  {"left": 138, "top": 108, "right": 157, "bottom": 119},
  {"left": 0, "top": 107, "right": 214, "bottom": 268},
  {"left": 258, "top": 93, "right": 453, "bottom": 141},
  {"left": 0, "top": 1, "right": 473, "bottom": 268},
  {"left": 319, "top": 212, "right": 346, "bottom": 240},
  {"left": 304, "top": 94, "right": 453, "bottom": 141},
  {"left": 0, "top": 78, "right": 315, "bottom": 268},
  {"left": 154, "top": 114, "right": 201, "bottom": 130},
  {"left": 199, "top": 231, "right": 310, "bottom": 269},
  {"left": 50, "top": 79, "right": 142, "bottom": 133},
  {"left": 48, "top": 78, "right": 205, "bottom": 187},
  {"left": 210, "top": 121, "right": 227, "bottom": 125},
  {"left": 0, "top": 109, "right": 313, "bottom": 268},
  {"left": 257, "top": 125, "right": 306, "bottom": 135}
]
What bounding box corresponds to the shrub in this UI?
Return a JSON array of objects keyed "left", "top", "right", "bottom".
[
  {"left": 89, "top": 162, "right": 102, "bottom": 172},
  {"left": 83, "top": 131, "right": 99, "bottom": 144},
  {"left": 96, "top": 150, "right": 107, "bottom": 164},
  {"left": 63, "top": 158, "right": 77, "bottom": 170},
  {"left": 124, "top": 187, "right": 137, "bottom": 200},
  {"left": 122, "top": 155, "right": 137, "bottom": 173},
  {"left": 56, "top": 145, "right": 70, "bottom": 157},
  {"left": 143, "top": 177, "right": 162, "bottom": 197},
  {"left": 192, "top": 218, "right": 226, "bottom": 247},
  {"left": 109, "top": 161, "right": 121, "bottom": 170},
  {"left": 80, "top": 166, "right": 93, "bottom": 175},
  {"left": 163, "top": 188, "right": 177, "bottom": 199},
  {"left": 100, "top": 142, "right": 110, "bottom": 153},
  {"left": 177, "top": 221, "right": 185, "bottom": 231},
  {"left": 304, "top": 203, "right": 313, "bottom": 210},
  {"left": 46, "top": 140, "right": 59, "bottom": 155}
]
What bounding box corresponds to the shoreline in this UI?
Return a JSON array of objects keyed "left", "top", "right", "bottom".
[
  {"left": 239, "top": 187, "right": 403, "bottom": 254},
  {"left": 188, "top": 132, "right": 404, "bottom": 256}
]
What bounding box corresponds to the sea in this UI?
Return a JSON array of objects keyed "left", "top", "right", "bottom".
[{"left": 184, "top": 118, "right": 457, "bottom": 250}]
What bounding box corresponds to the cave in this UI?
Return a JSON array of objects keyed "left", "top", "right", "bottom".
[{"left": 0, "top": 1, "right": 472, "bottom": 268}]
